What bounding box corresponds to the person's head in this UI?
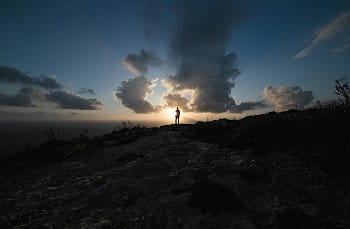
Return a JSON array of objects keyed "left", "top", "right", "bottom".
[{"left": 176, "top": 107, "right": 178, "bottom": 110}]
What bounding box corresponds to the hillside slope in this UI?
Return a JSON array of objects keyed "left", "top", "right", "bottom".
[{"left": 1, "top": 121, "right": 349, "bottom": 228}]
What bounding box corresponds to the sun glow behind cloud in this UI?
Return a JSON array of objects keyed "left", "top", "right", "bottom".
[{"left": 164, "top": 107, "right": 176, "bottom": 121}]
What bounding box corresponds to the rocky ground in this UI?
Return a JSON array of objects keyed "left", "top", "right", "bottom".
[{"left": 0, "top": 124, "right": 349, "bottom": 228}]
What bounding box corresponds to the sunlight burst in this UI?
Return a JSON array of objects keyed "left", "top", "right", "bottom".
[{"left": 165, "top": 108, "right": 176, "bottom": 121}]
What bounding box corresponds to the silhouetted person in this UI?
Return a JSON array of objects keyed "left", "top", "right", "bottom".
[{"left": 175, "top": 107, "right": 180, "bottom": 125}]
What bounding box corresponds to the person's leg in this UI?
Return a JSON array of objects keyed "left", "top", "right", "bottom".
[{"left": 175, "top": 117, "right": 177, "bottom": 124}]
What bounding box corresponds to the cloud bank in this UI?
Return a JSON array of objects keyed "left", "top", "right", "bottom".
[
  {"left": 263, "top": 86, "right": 314, "bottom": 111},
  {"left": 295, "top": 10, "right": 350, "bottom": 58},
  {"left": 0, "top": 87, "right": 103, "bottom": 110},
  {"left": 229, "top": 100, "right": 267, "bottom": 113},
  {"left": 0, "top": 91, "right": 33, "bottom": 107},
  {"left": 45, "top": 91, "right": 102, "bottom": 110},
  {"left": 0, "top": 86, "right": 49, "bottom": 107},
  {"left": 123, "top": 49, "right": 162, "bottom": 75},
  {"left": 115, "top": 75, "right": 160, "bottom": 113},
  {"left": 0, "top": 65, "right": 102, "bottom": 110},
  {"left": 0, "top": 65, "right": 62, "bottom": 89},
  {"left": 19, "top": 87, "right": 47, "bottom": 102}
]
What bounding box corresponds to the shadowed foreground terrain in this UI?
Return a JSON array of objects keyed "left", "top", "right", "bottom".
[{"left": 0, "top": 109, "right": 349, "bottom": 228}]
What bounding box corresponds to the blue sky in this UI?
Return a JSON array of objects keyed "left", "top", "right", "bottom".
[{"left": 1, "top": 0, "right": 350, "bottom": 121}]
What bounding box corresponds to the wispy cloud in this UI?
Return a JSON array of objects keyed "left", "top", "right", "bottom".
[
  {"left": 335, "top": 76, "right": 348, "bottom": 82},
  {"left": 294, "top": 10, "right": 350, "bottom": 58},
  {"left": 77, "top": 88, "right": 96, "bottom": 96},
  {"left": 333, "top": 36, "right": 350, "bottom": 53}
]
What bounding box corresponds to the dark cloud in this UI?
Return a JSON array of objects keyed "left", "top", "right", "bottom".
[
  {"left": 156, "top": 0, "right": 257, "bottom": 113},
  {"left": 163, "top": 91, "right": 267, "bottom": 113},
  {"left": 0, "top": 65, "right": 32, "bottom": 84},
  {"left": 18, "top": 87, "right": 103, "bottom": 110},
  {"left": 0, "top": 65, "right": 62, "bottom": 89},
  {"left": 0, "top": 91, "right": 34, "bottom": 107},
  {"left": 0, "top": 66, "right": 103, "bottom": 110},
  {"left": 123, "top": 49, "right": 162, "bottom": 75},
  {"left": 115, "top": 75, "right": 160, "bottom": 113},
  {"left": 45, "top": 91, "right": 102, "bottom": 110},
  {"left": 263, "top": 86, "right": 314, "bottom": 111},
  {"left": 163, "top": 93, "right": 192, "bottom": 112},
  {"left": 19, "top": 87, "right": 47, "bottom": 101},
  {"left": 118, "top": 1, "right": 265, "bottom": 114},
  {"left": 228, "top": 100, "right": 267, "bottom": 113},
  {"left": 77, "top": 88, "right": 96, "bottom": 95},
  {"left": 31, "top": 75, "right": 62, "bottom": 89}
]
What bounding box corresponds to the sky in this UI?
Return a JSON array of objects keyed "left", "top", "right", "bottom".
[{"left": 1, "top": 0, "right": 350, "bottom": 122}]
